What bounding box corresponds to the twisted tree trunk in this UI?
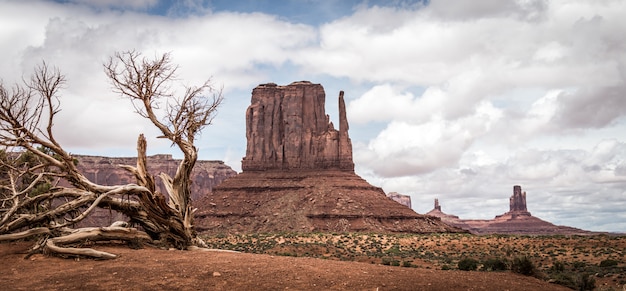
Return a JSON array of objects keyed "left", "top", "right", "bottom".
[{"left": 0, "top": 52, "right": 221, "bottom": 259}]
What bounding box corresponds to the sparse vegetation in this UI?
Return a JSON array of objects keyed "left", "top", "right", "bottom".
[
  {"left": 511, "top": 256, "right": 536, "bottom": 276},
  {"left": 599, "top": 259, "right": 618, "bottom": 267},
  {"left": 458, "top": 258, "right": 479, "bottom": 271},
  {"left": 576, "top": 273, "right": 596, "bottom": 291},
  {"left": 201, "top": 233, "right": 626, "bottom": 290},
  {"left": 482, "top": 257, "right": 508, "bottom": 271}
]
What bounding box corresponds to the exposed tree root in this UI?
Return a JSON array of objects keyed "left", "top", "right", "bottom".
[
  {"left": 0, "top": 227, "right": 50, "bottom": 241},
  {"left": 44, "top": 227, "right": 151, "bottom": 259}
]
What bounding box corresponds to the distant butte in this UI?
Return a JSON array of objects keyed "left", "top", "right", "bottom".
[
  {"left": 67, "top": 154, "right": 237, "bottom": 226},
  {"left": 386, "top": 192, "right": 412, "bottom": 209},
  {"left": 195, "top": 81, "right": 464, "bottom": 234},
  {"left": 426, "top": 185, "right": 593, "bottom": 235}
]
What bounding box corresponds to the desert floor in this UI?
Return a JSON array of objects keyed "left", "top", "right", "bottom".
[{"left": 2, "top": 233, "right": 624, "bottom": 290}]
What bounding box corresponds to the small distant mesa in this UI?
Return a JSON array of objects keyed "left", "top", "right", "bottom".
[
  {"left": 386, "top": 192, "right": 412, "bottom": 208},
  {"left": 425, "top": 185, "right": 592, "bottom": 235}
]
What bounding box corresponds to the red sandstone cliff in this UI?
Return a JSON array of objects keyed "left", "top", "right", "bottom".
[
  {"left": 195, "top": 81, "right": 463, "bottom": 234},
  {"left": 195, "top": 170, "right": 456, "bottom": 233},
  {"left": 242, "top": 81, "right": 353, "bottom": 171}
]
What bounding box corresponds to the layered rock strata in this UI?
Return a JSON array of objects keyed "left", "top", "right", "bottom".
[
  {"left": 242, "top": 81, "right": 354, "bottom": 171},
  {"left": 426, "top": 186, "right": 591, "bottom": 235},
  {"left": 196, "top": 81, "right": 463, "bottom": 234},
  {"left": 195, "top": 170, "right": 458, "bottom": 233}
]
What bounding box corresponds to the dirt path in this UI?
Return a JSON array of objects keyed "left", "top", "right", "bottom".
[{"left": 1, "top": 242, "right": 570, "bottom": 290}]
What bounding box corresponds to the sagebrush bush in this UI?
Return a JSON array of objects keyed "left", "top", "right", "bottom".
[
  {"left": 511, "top": 256, "right": 536, "bottom": 276},
  {"left": 599, "top": 259, "right": 618, "bottom": 268},
  {"left": 576, "top": 273, "right": 595, "bottom": 291},
  {"left": 401, "top": 261, "right": 414, "bottom": 268},
  {"left": 481, "top": 257, "right": 508, "bottom": 271},
  {"left": 551, "top": 273, "right": 576, "bottom": 289},
  {"left": 458, "top": 258, "right": 479, "bottom": 271},
  {"left": 550, "top": 261, "right": 565, "bottom": 272}
]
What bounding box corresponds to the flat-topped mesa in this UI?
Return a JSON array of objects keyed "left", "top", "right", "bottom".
[{"left": 241, "top": 81, "right": 354, "bottom": 172}]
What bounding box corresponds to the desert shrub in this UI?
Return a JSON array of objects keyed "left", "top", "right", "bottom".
[
  {"left": 572, "top": 261, "right": 587, "bottom": 271},
  {"left": 441, "top": 264, "right": 452, "bottom": 270},
  {"left": 511, "top": 256, "right": 536, "bottom": 276},
  {"left": 458, "top": 258, "right": 479, "bottom": 271},
  {"left": 481, "top": 257, "right": 508, "bottom": 271},
  {"left": 599, "top": 259, "right": 618, "bottom": 268},
  {"left": 575, "top": 274, "right": 595, "bottom": 291},
  {"left": 550, "top": 261, "right": 565, "bottom": 272},
  {"left": 385, "top": 245, "right": 401, "bottom": 255},
  {"left": 550, "top": 273, "right": 576, "bottom": 289},
  {"left": 401, "top": 261, "right": 415, "bottom": 268},
  {"left": 381, "top": 257, "right": 391, "bottom": 265}
]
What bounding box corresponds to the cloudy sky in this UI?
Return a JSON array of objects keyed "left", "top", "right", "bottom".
[{"left": 1, "top": 0, "right": 625, "bottom": 232}]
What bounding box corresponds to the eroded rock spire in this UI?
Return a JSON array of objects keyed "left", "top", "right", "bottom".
[{"left": 241, "top": 81, "right": 354, "bottom": 171}]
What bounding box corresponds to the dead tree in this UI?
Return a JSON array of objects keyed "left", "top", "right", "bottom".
[
  {"left": 104, "top": 51, "right": 223, "bottom": 248},
  {"left": 0, "top": 52, "right": 223, "bottom": 258}
]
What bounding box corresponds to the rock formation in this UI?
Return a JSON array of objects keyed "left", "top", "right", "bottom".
[
  {"left": 242, "top": 81, "right": 353, "bottom": 171},
  {"left": 425, "top": 199, "right": 473, "bottom": 230},
  {"left": 509, "top": 185, "right": 529, "bottom": 213},
  {"left": 195, "top": 170, "right": 460, "bottom": 233},
  {"left": 195, "top": 81, "right": 464, "bottom": 234},
  {"left": 426, "top": 186, "right": 592, "bottom": 235},
  {"left": 70, "top": 154, "right": 237, "bottom": 226},
  {"left": 386, "top": 192, "right": 412, "bottom": 208}
]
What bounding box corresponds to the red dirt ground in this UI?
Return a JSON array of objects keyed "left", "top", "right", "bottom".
[{"left": 1, "top": 242, "right": 570, "bottom": 291}]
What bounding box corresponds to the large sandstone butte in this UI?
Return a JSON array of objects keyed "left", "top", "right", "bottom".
[
  {"left": 427, "top": 185, "right": 592, "bottom": 235},
  {"left": 70, "top": 154, "right": 236, "bottom": 226},
  {"left": 196, "top": 81, "right": 462, "bottom": 234},
  {"left": 242, "top": 81, "right": 354, "bottom": 171}
]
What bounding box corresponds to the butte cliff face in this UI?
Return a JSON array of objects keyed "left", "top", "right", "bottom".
[
  {"left": 195, "top": 81, "right": 463, "bottom": 234},
  {"left": 426, "top": 186, "right": 591, "bottom": 235},
  {"left": 507, "top": 185, "right": 530, "bottom": 215},
  {"left": 242, "top": 81, "right": 353, "bottom": 171}
]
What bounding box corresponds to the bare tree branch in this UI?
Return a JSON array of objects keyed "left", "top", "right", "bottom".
[
  {"left": 0, "top": 52, "right": 222, "bottom": 259},
  {"left": 105, "top": 51, "right": 222, "bottom": 248}
]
